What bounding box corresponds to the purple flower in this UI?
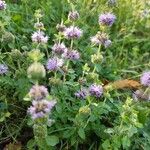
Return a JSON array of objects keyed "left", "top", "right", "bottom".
[
  {"left": 75, "top": 89, "right": 88, "bottom": 99},
  {"left": 99, "top": 13, "right": 116, "bottom": 26},
  {"left": 28, "top": 99, "right": 56, "bottom": 120},
  {"left": 29, "top": 85, "right": 48, "bottom": 100},
  {"left": 52, "top": 42, "right": 67, "bottom": 55},
  {"left": 63, "top": 26, "right": 83, "bottom": 39},
  {"left": 46, "top": 57, "right": 64, "bottom": 71},
  {"left": 89, "top": 84, "right": 103, "bottom": 98},
  {"left": 140, "top": 71, "right": 150, "bottom": 87},
  {"left": 0, "top": 0, "right": 6, "bottom": 10},
  {"left": 0, "top": 64, "right": 8, "bottom": 75},
  {"left": 68, "top": 11, "right": 79, "bottom": 21},
  {"left": 62, "top": 49, "right": 80, "bottom": 60},
  {"left": 31, "top": 31, "right": 48, "bottom": 44}
]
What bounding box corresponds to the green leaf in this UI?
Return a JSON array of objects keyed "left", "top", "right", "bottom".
[
  {"left": 46, "top": 135, "right": 59, "bottom": 146},
  {"left": 27, "top": 139, "right": 35, "bottom": 149},
  {"left": 122, "top": 136, "right": 131, "bottom": 149},
  {"left": 0, "top": 116, "right": 5, "bottom": 122},
  {"left": 102, "top": 139, "right": 111, "bottom": 150},
  {"left": 78, "top": 128, "right": 85, "bottom": 140}
]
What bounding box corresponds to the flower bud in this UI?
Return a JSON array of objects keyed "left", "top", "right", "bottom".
[
  {"left": 86, "top": 72, "right": 99, "bottom": 82},
  {"left": 2, "top": 32, "right": 15, "bottom": 44},
  {"left": 49, "top": 77, "right": 62, "bottom": 85},
  {"left": 28, "top": 49, "right": 44, "bottom": 62},
  {"left": 33, "top": 124, "right": 47, "bottom": 139},
  {"left": 34, "top": 22, "right": 44, "bottom": 30},
  {"left": 56, "top": 24, "right": 66, "bottom": 32},
  {"left": 78, "top": 77, "right": 86, "bottom": 85},
  {"left": 79, "top": 105, "right": 91, "bottom": 115},
  {"left": 10, "top": 49, "right": 22, "bottom": 60},
  {"left": 27, "top": 62, "right": 46, "bottom": 80},
  {"left": 68, "top": 11, "right": 79, "bottom": 21},
  {"left": 91, "top": 54, "right": 103, "bottom": 64}
]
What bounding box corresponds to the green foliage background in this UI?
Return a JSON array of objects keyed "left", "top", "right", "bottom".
[{"left": 0, "top": 0, "right": 150, "bottom": 149}]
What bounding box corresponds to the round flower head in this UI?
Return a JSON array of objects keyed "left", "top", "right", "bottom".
[
  {"left": 56, "top": 23, "right": 66, "bottom": 32},
  {"left": 90, "top": 32, "right": 111, "bottom": 48},
  {"left": 62, "top": 49, "right": 80, "bottom": 60},
  {"left": 63, "top": 26, "right": 83, "bottom": 39},
  {"left": 46, "top": 57, "right": 64, "bottom": 71},
  {"left": 52, "top": 42, "right": 67, "bottom": 55},
  {"left": 68, "top": 10, "right": 79, "bottom": 21},
  {"left": 89, "top": 84, "right": 103, "bottom": 98},
  {"left": 28, "top": 100, "right": 56, "bottom": 120},
  {"left": 140, "top": 71, "right": 150, "bottom": 87},
  {"left": 99, "top": 13, "right": 116, "bottom": 26},
  {"left": 0, "top": 0, "right": 6, "bottom": 10},
  {"left": 0, "top": 64, "right": 8, "bottom": 75},
  {"left": 75, "top": 89, "right": 88, "bottom": 99},
  {"left": 29, "top": 85, "right": 48, "bottom": 100},
  {"left": 31, "top": 31, "right": 48, "bottom": 44}
]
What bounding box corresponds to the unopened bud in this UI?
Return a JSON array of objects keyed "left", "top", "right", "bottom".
[{"left": 27, "top": 62, "right": 46, "bottom": 80}]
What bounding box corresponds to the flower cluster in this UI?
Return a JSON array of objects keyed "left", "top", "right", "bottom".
[
  {"left": 99, "top": 13, "right": 116, "bottom": 26},
  {"left": 31, "top": 31, "right": 48, "bottom": 44},
  {"left": 0, "top": 64, "right": 8, "bottom": 75},
  {"left": 63, "top": 26, "right": 83, "bottom": 39},
  {"left": 90, "top": 32, "right": 112, "bottom": 48},
  {"left": 47, "top": 10, "right": 82, "bottom": 76},
  {"left": 68, "top": 11, "right": 80, "bottom": 21},
  {"left": 29, "top": 85, "right": 48, "bottom": 100},
  {"left": 46, "top": 57, "right": 64, "bottom": 71},
  {"left": 28, "top": 100, "right": 56, "bottom": 120},
  {"left": 63, "top": 49, "right": 80, "bottom": 60},
  {"left": 75, "top": 84, "right": 103, "bottom": 99},
  {"left": 75, "top": 89, "right": 88, "bottom": 99},
  {"left": 140, "top": 71, "right": 150, "bottom": 87},
  {"left": 0, "top": 0, "right": 6, "bottom": 10},
  {"left": 89, "top": 84, "right": 103, "bottom": 98},
  {"left": 31, "top": 10, "right": 48, "bottom": 44},
  {"left": 52, "top": 42, "right": 67, "bottom": 55}
]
